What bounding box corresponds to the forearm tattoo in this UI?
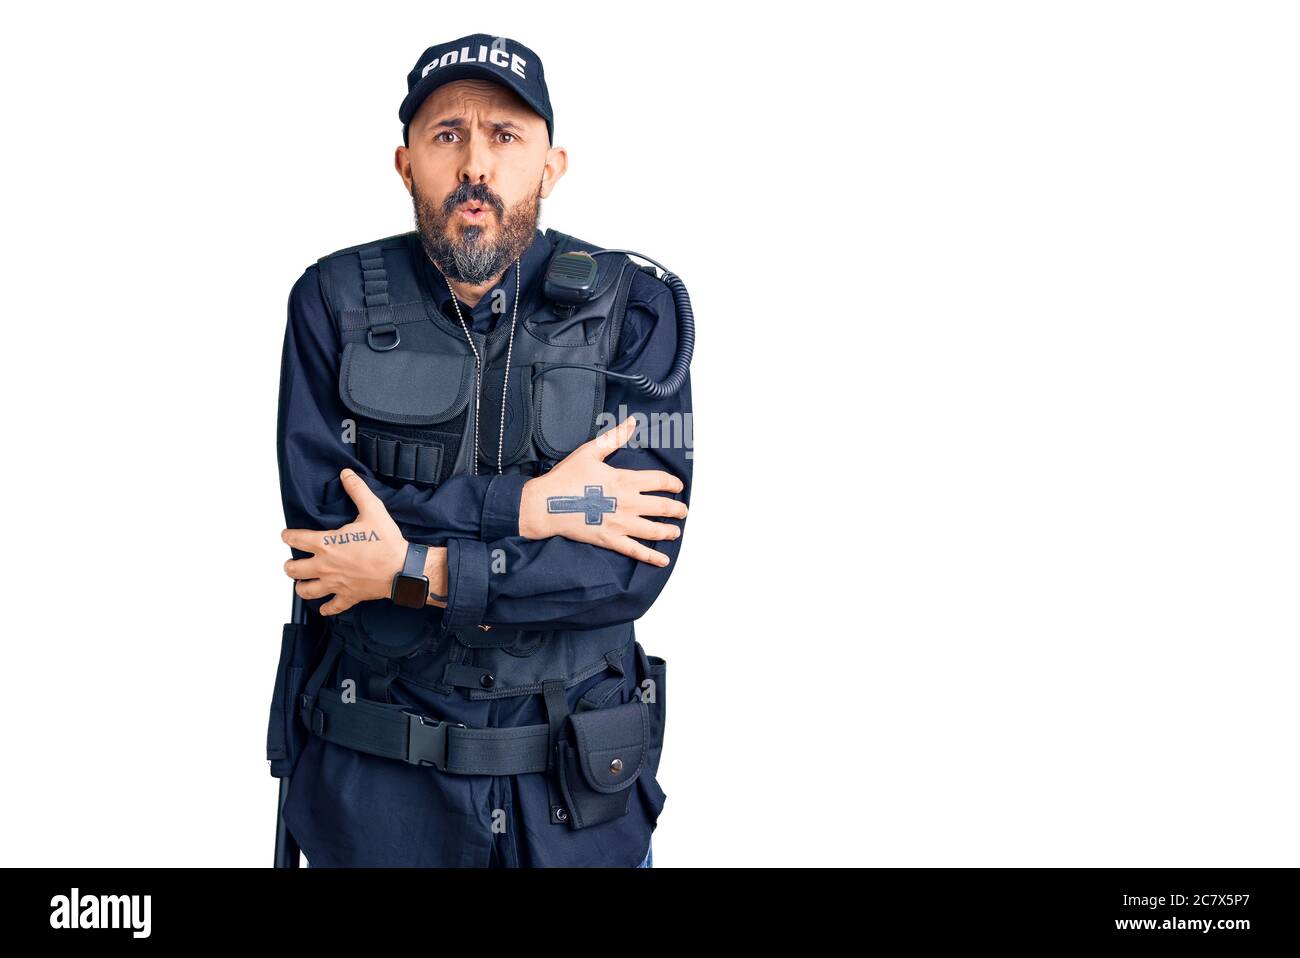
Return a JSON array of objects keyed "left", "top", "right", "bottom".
[{"left": 547, "top": 485, "right": 617, "bottom": 525}]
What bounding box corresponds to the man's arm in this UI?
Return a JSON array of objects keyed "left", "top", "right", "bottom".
[
  {"left": 441, "top": 413, "right": 691, "bottom": 633},
  {"left": 277, "top": 264, "right": 524, "bottom": 543}
]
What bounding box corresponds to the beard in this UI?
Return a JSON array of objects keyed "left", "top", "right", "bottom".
[{"left": 413, "top": 175, "right": 542, "bottom": 286}]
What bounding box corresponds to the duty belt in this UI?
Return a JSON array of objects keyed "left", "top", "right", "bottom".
[
  {"left": 299, "top": 686, "right": 551, "bottom": 774},
  {"left": 297, "top": 630, "right": 553, "bottom": 776}
]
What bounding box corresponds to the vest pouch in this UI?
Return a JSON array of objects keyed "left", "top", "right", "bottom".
[
  {"left": 556, "top": 699, "right": 650, "bottom": 830},
  {"left": 339, "top": 344, "right": 475, "bottom": 487},
  {"left": 478, "top": 363, "right": 534, "bottom": 469},
  {"left": 532, "top": 363, "right": 605, "bottom": 459}
]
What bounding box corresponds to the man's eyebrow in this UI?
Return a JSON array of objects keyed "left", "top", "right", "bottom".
[{"left": 429, "top": 117, "right": 525, "bottom": 132}]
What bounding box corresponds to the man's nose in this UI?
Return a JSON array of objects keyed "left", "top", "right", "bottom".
[{"left": 457, "top": 132, "right": 493, "bottom": 188}]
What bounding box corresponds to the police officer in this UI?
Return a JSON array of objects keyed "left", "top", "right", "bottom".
[{"left": 269, "top": 33, "right": 692, "bottom": 868}]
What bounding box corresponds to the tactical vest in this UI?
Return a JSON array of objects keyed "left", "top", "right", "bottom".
[{"left": 316, "top": 228, "right": 644, "bottom": 488}]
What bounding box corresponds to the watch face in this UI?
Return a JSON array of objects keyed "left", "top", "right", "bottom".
[{"left": 391, "top": 574, "right": 429, "bottom": 608}]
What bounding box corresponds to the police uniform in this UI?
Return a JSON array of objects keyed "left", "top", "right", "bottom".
[{"left": 267, "top": 218, "right": 691, "bottom": 866}]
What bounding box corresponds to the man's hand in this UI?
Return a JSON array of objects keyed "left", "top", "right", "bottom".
[
  {"left": 282, "top": 469, "right": 446, "bottom": 615},
  {"left": 519, "top": 416, "right": 688, "bottom": 567}
]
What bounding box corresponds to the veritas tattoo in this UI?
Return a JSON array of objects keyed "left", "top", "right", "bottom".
[{"left": 322, "top": 531, "right": 381, "bottom": 546}]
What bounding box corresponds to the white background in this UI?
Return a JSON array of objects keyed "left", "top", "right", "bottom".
[{"left": 1, "top": 1, "right": 1296, "bottom": 867}]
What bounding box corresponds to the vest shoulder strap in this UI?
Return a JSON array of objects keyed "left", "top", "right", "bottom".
[
  {"left": 316, "top": 231, "right": 413, "bottom": 265},
  {"left": 544, "top": 226, "right": 599, "bottom": 256},
  {"left": 540, "top": 227, "right": 639, "bottom": 350},
  {"left": 314, "top": 232, "right": 425, "bottom": 336}
]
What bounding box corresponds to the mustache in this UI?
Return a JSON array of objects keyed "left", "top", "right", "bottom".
[{"left": 442, "top": 182, "right": 505, "bottom": 216}]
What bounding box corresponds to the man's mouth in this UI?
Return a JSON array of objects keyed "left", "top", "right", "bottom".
[{"left": 457, "top": 201, "right": 492, "bottom": 222}]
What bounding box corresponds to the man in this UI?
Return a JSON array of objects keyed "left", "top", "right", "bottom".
[{"left": 267, "top": 33, "right": 692, "bottom": 868}]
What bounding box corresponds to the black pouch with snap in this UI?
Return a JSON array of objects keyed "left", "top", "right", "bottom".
[
  {"left": 339, "top": 345, "right": 474, "bottom": 488},
  {"left": 556, "top": 699, "right": 650, "bottom": 829}
]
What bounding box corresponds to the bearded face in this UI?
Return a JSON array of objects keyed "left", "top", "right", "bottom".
[{"left": 413, "top": 174, "right": 542, "bottom": 286}]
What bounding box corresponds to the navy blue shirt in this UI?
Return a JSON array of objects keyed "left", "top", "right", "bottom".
[{"left": 276, "top": 227, "right": 693, "bottom": 632}]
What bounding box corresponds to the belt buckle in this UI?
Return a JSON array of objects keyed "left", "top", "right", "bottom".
[{"left": 406, "top": 713, "right": 466, "bottom": 771}]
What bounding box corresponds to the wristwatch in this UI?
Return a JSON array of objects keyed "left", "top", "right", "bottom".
[{"left": 390, "top": 542, "right": 430, "bottom": 608}]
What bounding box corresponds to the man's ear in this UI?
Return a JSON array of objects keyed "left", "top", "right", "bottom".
[
  {"left": 394, "top": 146, "right": 413, "bottom": 196},
  {"left": 540, "top": 146, "right": 568, "bottom": 199}
]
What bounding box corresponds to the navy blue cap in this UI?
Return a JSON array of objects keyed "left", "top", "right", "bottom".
[{"left": 399, "top": 34, "right": 554, "bottom": 146}]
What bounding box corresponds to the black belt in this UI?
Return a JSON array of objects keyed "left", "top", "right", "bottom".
[
  {"left": 300, "top": 686, "right": 551, "bottom": 775},
  {"left": 297, "top": 628, "right": 557, "bottom": 776}
]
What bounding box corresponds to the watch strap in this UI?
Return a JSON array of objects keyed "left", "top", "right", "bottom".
[
  {"left": 389, "top": 542, "right": 431, "bottom": 608},
  {"left": 402, "top": 542, "right": 428, "bottom": 577}
]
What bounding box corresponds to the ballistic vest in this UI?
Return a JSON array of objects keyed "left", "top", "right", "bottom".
[
  {"left": 312, "top": 227, "right": 651, "bottom": 658},
  {"left": 316, "top": 228, "right": 645, "bottom": 488}
]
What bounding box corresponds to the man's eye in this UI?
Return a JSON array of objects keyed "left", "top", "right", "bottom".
[
  {"left": 434, "top": 131, "right": 458, "bottom": 143},
  {"left": 497, "top": 132, "right": 516, "bottom": 144}
]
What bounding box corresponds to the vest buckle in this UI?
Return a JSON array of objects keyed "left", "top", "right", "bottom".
[{"left": 367, "top": 323, "right": 401, "bottom": 351}]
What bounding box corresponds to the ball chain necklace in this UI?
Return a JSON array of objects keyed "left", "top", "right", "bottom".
[{"left": 442, "top": 259, "right": 520, "bottom": 476}]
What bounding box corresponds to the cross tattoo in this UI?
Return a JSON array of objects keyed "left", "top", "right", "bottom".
[{"left": 547, "top": 485, "right": 617, "bottom": 525}]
